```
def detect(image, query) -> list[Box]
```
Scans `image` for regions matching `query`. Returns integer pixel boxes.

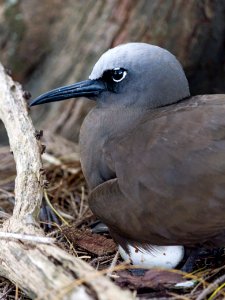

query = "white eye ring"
[112,68,127,83]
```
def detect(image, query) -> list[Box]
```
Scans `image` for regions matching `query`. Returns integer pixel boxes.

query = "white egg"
[119,244,184,269]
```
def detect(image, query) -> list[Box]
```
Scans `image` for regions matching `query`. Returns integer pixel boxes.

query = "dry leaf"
[115,269,186,290]
[62,227,117,255]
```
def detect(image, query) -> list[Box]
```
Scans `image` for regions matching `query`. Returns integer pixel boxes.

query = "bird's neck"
[81,106,146,142]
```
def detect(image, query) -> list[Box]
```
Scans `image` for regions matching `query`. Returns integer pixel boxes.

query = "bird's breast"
[79,108,116,189]
[79,107,145,189]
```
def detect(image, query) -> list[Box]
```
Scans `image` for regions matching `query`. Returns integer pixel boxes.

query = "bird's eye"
[111,68,127,82]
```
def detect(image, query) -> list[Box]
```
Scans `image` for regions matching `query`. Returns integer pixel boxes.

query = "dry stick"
[106,251,119,277]
[0,232,55,244]
[196,273,225,300]
[0,64,133,300]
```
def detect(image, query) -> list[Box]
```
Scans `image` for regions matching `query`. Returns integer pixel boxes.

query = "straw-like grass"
[0,142,225,300]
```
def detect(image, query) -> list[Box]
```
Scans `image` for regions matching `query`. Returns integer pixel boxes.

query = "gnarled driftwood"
[0,63,133,300]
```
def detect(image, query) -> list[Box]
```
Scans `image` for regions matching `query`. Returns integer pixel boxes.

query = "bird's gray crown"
[89,43,190,108]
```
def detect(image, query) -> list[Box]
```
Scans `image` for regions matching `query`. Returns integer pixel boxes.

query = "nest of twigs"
[0,133,225,300]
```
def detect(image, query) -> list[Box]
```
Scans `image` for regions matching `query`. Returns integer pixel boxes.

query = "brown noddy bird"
[31,43,225,263]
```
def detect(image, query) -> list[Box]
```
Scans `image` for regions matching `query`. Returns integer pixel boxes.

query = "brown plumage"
[31,43,225,255]
[88,95,225,249]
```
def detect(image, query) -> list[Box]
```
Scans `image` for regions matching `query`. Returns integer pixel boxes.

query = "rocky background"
[1,0,225,143]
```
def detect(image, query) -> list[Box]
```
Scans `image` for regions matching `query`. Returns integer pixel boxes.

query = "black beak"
[30,79,106,106]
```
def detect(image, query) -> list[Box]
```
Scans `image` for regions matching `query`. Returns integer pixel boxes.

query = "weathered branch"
[0,64,133,300]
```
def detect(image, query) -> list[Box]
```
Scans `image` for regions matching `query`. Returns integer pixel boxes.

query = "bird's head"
[30,43,190,109]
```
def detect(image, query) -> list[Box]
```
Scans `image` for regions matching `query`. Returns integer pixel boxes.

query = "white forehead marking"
[89,43,169,80]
